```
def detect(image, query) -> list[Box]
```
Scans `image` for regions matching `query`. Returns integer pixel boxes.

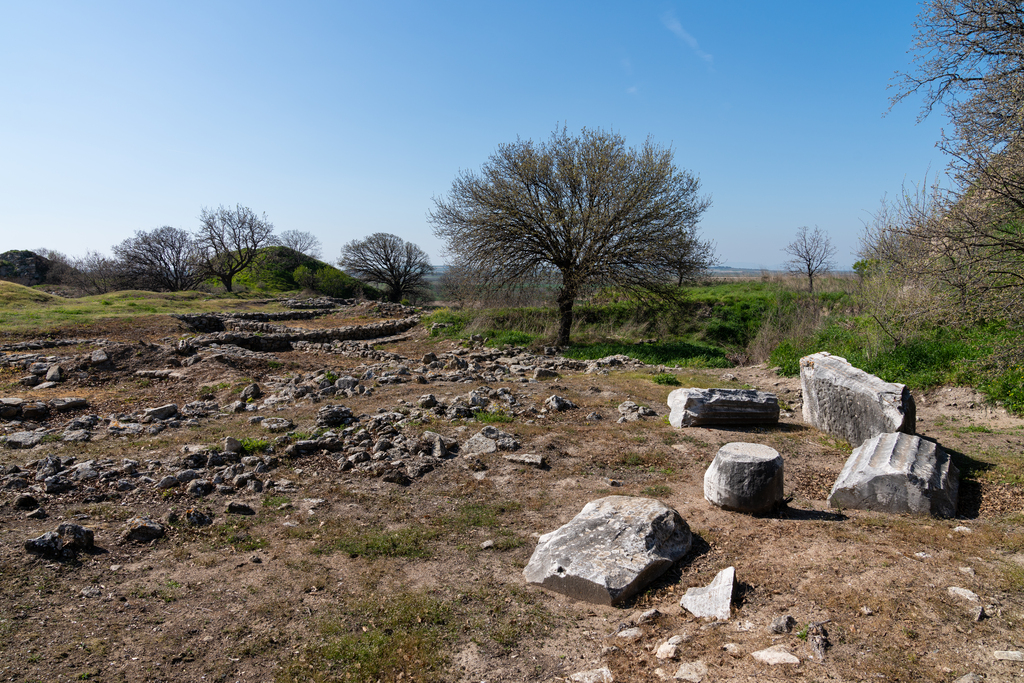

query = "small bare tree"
[112,226,202,292]
[276,230,322,259]
[339,233,432,302]
[783,225,836,293]
[194,205,276,292]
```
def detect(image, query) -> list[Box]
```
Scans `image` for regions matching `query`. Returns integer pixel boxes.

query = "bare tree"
[112,226,202,292]
[666,228,718,286]
[194,205,276,292]
[783,225,836,293]
[887,0,1024,325]
[429,126,713,346]
[276,229,322,259]
[339,233,432,302]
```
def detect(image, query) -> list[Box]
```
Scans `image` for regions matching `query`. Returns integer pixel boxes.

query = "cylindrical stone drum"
[703,442,784,514]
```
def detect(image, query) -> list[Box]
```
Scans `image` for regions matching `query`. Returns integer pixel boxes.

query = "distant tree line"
[26,205,437,302]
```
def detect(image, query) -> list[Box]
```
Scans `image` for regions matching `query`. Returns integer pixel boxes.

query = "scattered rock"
[680,566,734,620]
[994,651,1024,661]
[827,432,959,517]
[543,395,577,412]
[800,352,915,447]
[227,501,255,515]
[121,517,164,543]
[769,615,796,634]
[14,494,39,510]
[703,443,784,515]
[524,496,692,606]
[616,626,643,642]
[668,388,779,428]
[50,396,88,412]
[503,453,546,467]
[568,667,614,683]
[262,418,293,432]
[5,432,45,449]
[673,661,708,682]
[948,586,980,602]
[144,404,178,421]
[751,645,799,665]
[656,635,684,660]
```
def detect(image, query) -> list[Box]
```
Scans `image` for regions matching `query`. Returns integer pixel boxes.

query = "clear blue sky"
[1,1,946,270]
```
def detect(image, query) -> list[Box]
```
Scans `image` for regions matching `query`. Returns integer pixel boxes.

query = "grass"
[564,340,731,368]
[281,591,453,683]
[239,437,270,455]
[651,372,681,386]
[473,408,514,423]
[311,524,438,558]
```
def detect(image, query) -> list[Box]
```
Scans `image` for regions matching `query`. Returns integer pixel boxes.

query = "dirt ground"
[1,310,1022,683]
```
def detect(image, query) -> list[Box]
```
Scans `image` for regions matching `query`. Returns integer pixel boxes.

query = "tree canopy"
[429,126,714,346]
[194,205,276,292]
[339,233,432,303]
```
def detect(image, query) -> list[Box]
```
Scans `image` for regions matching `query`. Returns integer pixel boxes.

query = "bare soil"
[1,312,1023,683]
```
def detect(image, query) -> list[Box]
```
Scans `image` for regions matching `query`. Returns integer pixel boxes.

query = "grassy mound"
[233,247,379,298]
[0,281,59,307]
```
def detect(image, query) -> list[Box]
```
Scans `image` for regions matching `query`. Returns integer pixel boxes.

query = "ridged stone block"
[668,388,779,428]
[827,432,959,517]
[800,352,915,447]
[704,443,784,514]
[523,496,692,606]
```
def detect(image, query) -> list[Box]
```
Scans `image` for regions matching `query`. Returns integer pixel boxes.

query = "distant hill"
[0,250,53,286]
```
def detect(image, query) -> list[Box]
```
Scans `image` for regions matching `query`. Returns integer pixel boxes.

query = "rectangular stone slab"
[668,388,779,428]
[800,352,915,447]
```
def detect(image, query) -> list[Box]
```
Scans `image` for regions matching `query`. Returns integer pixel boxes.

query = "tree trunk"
[556,288,575,347]
[222,276,234,292]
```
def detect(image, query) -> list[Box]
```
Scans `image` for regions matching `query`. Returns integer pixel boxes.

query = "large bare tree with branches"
[112,226,202,292]
[783,225,836,293]
[339,233,432,302]
[276,229,322,259]
[429,126,714,346]
[194,205,276,292]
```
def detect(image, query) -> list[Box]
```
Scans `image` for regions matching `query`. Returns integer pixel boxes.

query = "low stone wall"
[184,316,421,351]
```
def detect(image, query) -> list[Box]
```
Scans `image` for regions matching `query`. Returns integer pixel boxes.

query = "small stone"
[503,453,546,467]
[14,494,39,510]
[751,645,799,665]
[480,540,494,549]
[769,615,796,634]
[952,674,984,683]
[121,517,164,543]
[948,586,980,602]
[26,508,47,519]
[227,501,255,515]
[543,395,577,412]
[860,606,874,616]
[722,643,742,655]
[568,667,613,683]
[673,661,708,682]
[656,641,679,660]
[994,650,1024,661]
[681,566,734,620]
[223,437,242,454]
[953,525,972,533]
[616,626,643,642]
[636,608,664,625]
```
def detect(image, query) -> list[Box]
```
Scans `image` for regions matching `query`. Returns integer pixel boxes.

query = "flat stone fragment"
[751,645,799,665]
[827,432,959,517]
[800,352,915,447]
[703,443,784,514]
[948,586,980,602]
[503,453,546,467]
[568,667,614,683]
[4,432,45,449]
[668,388,779,428]
[50,397,88,412]
[523,496,692,606]
[680,566,734,620]
[144,404,178,421]
[994,651,1024,661]
[673,661,708,682]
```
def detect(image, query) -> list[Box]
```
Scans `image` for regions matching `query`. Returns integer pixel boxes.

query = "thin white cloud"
[662,11,713,64]
[626,85,639,95]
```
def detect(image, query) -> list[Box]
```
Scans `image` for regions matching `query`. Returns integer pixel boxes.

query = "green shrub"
[652,373,682,386]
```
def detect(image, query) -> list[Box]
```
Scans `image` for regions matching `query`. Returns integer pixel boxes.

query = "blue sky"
[1,1,946,269]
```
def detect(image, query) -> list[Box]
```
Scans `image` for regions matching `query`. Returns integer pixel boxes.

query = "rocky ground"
[0,301,1022,683]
